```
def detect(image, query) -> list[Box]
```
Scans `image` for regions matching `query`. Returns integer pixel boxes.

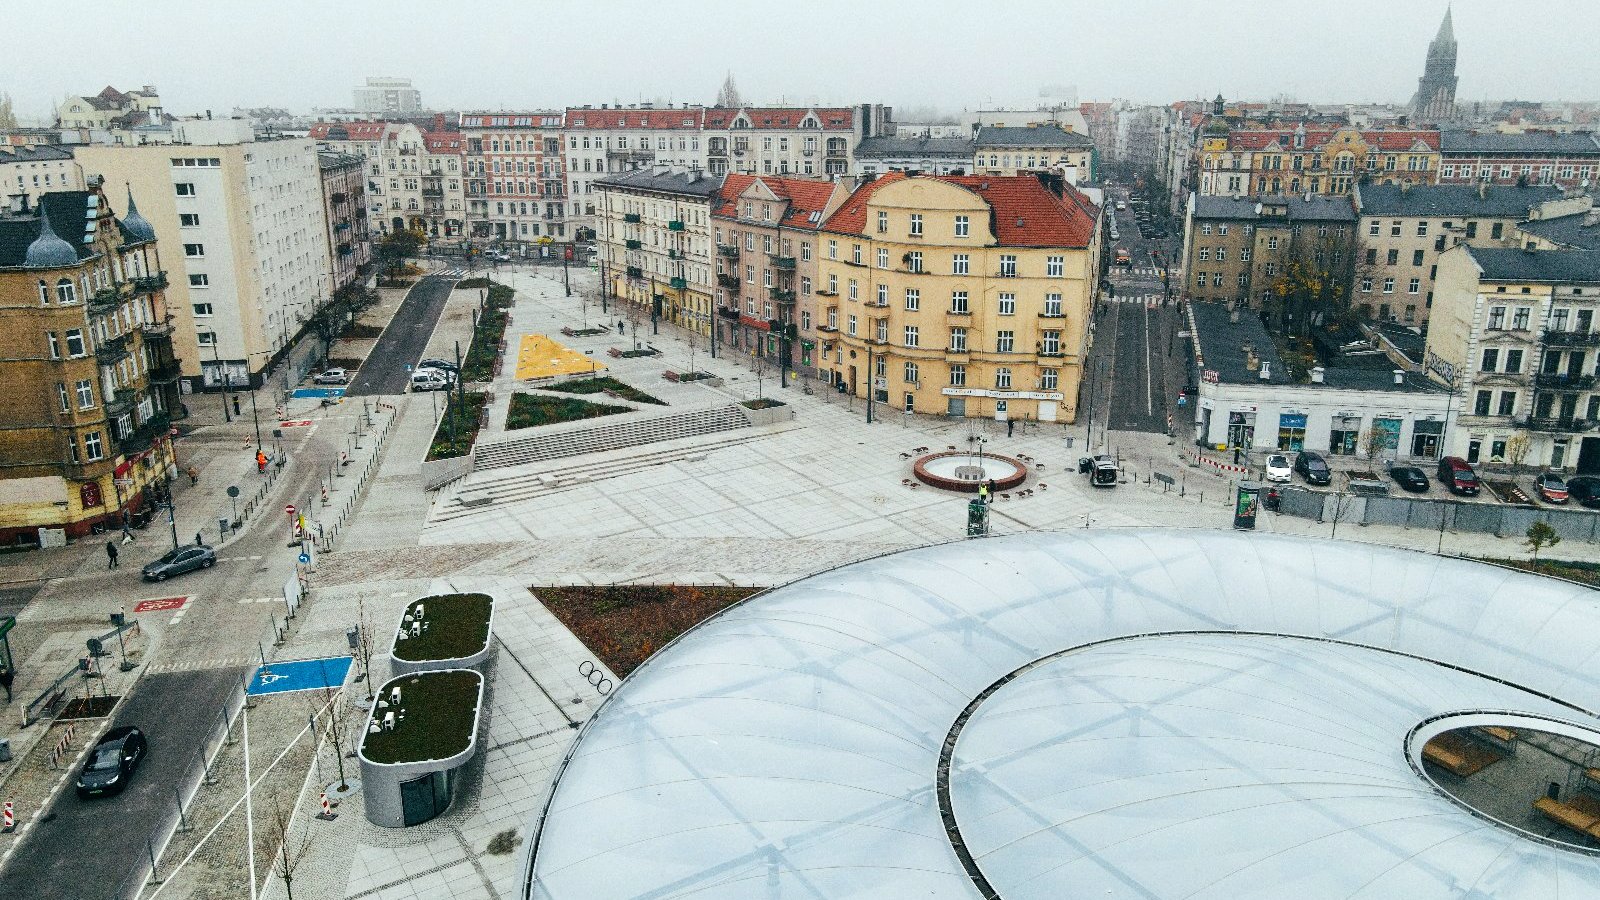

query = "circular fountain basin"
[913,451,1028,493]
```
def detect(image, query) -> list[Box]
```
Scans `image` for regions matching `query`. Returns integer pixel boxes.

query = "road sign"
[133,596,187,614]
[298,552,310,564]
[285,504,296,516]
[227,485,240,499]
[246,655,354,697]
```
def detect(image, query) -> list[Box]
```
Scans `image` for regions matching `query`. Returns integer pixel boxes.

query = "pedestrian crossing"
[432,267,468,278]
[145,656,255,674]
[1114,266,1181,277]
[1102,294,1173,306]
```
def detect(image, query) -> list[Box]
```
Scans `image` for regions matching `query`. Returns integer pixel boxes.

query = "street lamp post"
[248,386,262,453]
[212,345,232,422]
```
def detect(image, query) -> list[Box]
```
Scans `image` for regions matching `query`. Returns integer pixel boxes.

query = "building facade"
[1437,130,1600,190]
[78,119,332,389]
[1181,194,1358,324]
[595,168,722,340]
[563,106,708,243]
[1425,245,1600,473]
[816,173,1099,422]
[0,182,182,542]
[2,145,82,207]
[1200,125,1440,198]
[973,126,1094,182]
[710,175,850,377]
[459,112,569,248]
[354,78,422,116]
[704,107,857,178]
[56,85,163,131]
[853,136,974,176]
[317,152,372,294]
[310,120,466,239]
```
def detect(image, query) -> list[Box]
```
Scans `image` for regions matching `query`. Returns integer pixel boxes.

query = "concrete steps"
[472,404,751,470]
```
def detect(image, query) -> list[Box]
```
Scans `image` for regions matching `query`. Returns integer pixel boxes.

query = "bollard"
[146,836,162,884]
[174,788,190,832]
[316,791,337,821]
[2,801,13,832]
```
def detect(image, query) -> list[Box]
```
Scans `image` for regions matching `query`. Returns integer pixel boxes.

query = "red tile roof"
[309,122,389,141]
[423,132,464,154]
[1227,127,1440,152]
[821,173,1098,248]
[712,175,840,229]
[703,107,854,130]
[563,108,704,129]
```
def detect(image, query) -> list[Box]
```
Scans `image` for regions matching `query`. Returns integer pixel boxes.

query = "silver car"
[142,544,216,581]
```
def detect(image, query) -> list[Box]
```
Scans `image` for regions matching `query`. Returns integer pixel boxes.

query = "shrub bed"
[547,376,665,405]
[393,593,494,663]
[533,584,762,676]
[426,391,488,461]
[460,282,515,382]
[741,397,785,410]
[664,370,711,383]
[360,670,481,764]
[456,277,494,289]
[507,393,629,430]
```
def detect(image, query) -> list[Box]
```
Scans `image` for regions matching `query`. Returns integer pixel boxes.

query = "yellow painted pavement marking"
[515,333,605,380]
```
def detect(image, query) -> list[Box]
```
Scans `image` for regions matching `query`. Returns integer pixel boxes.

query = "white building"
[310,120,466,238]
[562,106,708,243]
[1,145,83,206]
[77,118,332,388]
[353,77,422,115]
[703,106,863,179]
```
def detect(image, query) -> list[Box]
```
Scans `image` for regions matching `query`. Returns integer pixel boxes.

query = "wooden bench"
[1423,741,1472,775]
[1422,732,1505,777]
[1535,796,1600,838]
[1585,767,1600,788]
[1480,726,1517,743]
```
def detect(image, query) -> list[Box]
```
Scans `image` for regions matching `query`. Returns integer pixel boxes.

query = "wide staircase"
[472,404,752,471]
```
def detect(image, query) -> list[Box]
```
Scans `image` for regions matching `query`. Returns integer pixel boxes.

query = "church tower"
[1410,7,1459,124]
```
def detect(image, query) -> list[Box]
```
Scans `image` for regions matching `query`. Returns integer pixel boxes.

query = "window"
[1196,271,1208,287]
[848,279,858,300]
[1046,255,1063,277]
[1044,293,1062,316]
[875,319,888,343]
[47,332,59,359]
[801,276,812,295]
[192,302,214,317]
[952,253,969,275]
[1491,222,1504,239]
[1386,249,1399,265]
[1382,277,1395,293]
[907,251,922,273]
[1198,248,1210,261]
[84,431,104,462]
[1504,349,1523,373]
[903,325,919,347]
[950,327,966,351]
[56,382,69,413]
[1417,221,1429,237]
[1201,223,1212,235]
[1368,221,1381,236]
[183,243,204,257]
[801,311,811,330]
[65,329,85,357]
[1265,262,1278,276]
[1266,236,1279,250]
[827,308,837,330]
[1240,248,1251,262]
[909,213,923,236]
[174,183,196,196]
[847,314,858,336]
[827,273,837,294]
[876,210,888,233]
[994,367,1012,389]
[1497,391,1517,416]
[197,331,216,346]
[801,241,811,262]
[904,288,919,311]
[827,239,837,260]
[1473,390,1493,416]
[1512,307,1530,330]
[954,215,969,237]
[1218,224,1229,235]
[189,273,209,287]
[1465,221,1477,238]
[852,244,862,265]
[1487,306,1506,330]
[1040,368,1058,390]
[1041,330,1061,354]
[179,213,200,227]
[1481,348,1500,372]
[998,293,1015,315]
[996,330,1014,353]
[75,379,94,409]
[999,255,1016,277]
[1408,278,1420,294]
[55,278,75,304]
[1360,277,1373,293]
[904,361,919,383]
[876,248,889,269]
[951,290,969,313]
[949,364,966,386]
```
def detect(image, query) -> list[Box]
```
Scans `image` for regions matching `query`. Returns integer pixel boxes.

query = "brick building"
[459,112,569,250]
[1437,130,1600,190]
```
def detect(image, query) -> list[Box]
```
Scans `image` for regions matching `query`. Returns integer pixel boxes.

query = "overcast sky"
[8,0,1596,123]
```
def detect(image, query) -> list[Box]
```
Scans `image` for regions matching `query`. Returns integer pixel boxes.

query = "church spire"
[1433,5,1455,48]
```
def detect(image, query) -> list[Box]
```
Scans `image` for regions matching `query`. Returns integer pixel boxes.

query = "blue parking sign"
[247,655,354,696]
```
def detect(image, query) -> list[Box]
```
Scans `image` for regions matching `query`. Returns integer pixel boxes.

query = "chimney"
[205,109,212,120]
[1259,362,1272,380]
[1310,366,1325,383]
[1478,182,1487,201]
[1229,305,1241,324]
[1393,369,1405,385]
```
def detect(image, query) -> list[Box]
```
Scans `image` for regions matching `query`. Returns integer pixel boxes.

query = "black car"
[418,357,460,373]
[1294,450,1332,486]
[77,726,147,797]
[1390,466,1429,492]
[1567,476,1600,509]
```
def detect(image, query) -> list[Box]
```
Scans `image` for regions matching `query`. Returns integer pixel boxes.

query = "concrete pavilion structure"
[520,529,1600,900]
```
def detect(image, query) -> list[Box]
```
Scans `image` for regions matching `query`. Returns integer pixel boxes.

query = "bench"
[1475,726,1519,751]
[1422,741,1472,776]
[1535,796,1600,838]
[1422,732,1505,777]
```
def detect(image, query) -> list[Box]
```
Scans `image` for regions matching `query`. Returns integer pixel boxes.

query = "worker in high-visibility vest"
[256,450,268,474]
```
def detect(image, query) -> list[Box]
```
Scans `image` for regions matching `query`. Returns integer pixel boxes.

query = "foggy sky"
[8,0,1597,123]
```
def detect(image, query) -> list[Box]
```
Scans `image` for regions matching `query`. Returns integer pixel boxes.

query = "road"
[348,274,458,396]
[0,669,246,895]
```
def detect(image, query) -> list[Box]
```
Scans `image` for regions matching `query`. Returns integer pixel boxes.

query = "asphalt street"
[0,668,247,896]
[348,274,458,396]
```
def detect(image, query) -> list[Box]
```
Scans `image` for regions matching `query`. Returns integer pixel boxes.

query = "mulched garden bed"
[533,584,762,677]
[461,282,516,382]
[664,370,712,383]
[507,393,630,430]
[741,397,785,410]
[609,347,660,358]
[547,376,665,405]
[58,695,120,720]
[1483,479,1535,506]
[340,322,384,340]
[426,391,489,461]
[1475,558,1600,588]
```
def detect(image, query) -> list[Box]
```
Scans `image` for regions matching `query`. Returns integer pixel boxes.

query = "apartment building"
[1426,245,1600,473]
[1352,183,1578,325]
[78,118,331,388]
[353,77,422,116]
[1199,124,1440,198]
[595,167,722,339]
[563,106,708,243]
[1437,131,1600,190]
[1182,194,1357,319]
[309,119,466,238]
[317,152,372,294]
[854,136,975,176]
[973,126,1094,181]
[710,174,851,377]
[459,112,569,247]
[0,182,182,542]
[2,145,83,206]
[816,172,1100,422]
[703,107,857,178]
[56,85,163,130]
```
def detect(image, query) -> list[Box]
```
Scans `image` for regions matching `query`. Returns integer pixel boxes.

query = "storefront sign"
[941,388,1065,401]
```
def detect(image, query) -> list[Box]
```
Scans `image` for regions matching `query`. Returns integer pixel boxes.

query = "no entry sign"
[285,504,296,516]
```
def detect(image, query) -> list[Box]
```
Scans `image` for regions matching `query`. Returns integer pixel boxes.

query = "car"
[312,368,350,385]
[411,369,453,392]
[1535,472,1569,503]
[1436,456,1480,496]
[141,544,216,581]
[76,726,147,797]
[1264,453,1293,482]
[1390,466,1430,492]
[417,358,459,373]
[1294,450,1332,486]
[1568,476,1600,509]
[1115,201,1126,210]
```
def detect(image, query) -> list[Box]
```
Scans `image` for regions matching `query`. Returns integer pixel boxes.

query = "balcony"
[90,286,124,313]
[96,333,130,363]
[668,220,685,232]
[866,336,888,347]
[717,306,742,320]
[106,387,136,416]
[668,249,681,260]
[716,243,740,259]
[625,239,642,250]
[1518,416,1595,433]
[717,273,741,289]
[948,309,972,317]
[131,272,168,295]
[149,361,182,384]
[422,187,443,198]
[141,318,174,339]
[1535,373,1598,390]
[770,288,795,303]
[623,213,642,224]
[118,413,170,456]
[626,266,643,279]
[770,255,796,270]
[864,299,888,309]
[669,277,687,291]
[1542,329,1600,347]
[815,288,838,298]
[816,323,838,333]
[1039,310,1066,319]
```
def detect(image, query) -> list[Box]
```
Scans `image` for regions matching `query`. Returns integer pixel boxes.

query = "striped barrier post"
[3,801,13,832]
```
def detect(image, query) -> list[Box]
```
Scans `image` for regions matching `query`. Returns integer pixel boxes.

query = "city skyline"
[7,0,1599,122]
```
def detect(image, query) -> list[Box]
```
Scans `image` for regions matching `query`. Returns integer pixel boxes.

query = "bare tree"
[685,319,700,377]
[0,93,17,130]
[1268,225,1359,337]
[1505,432,1532,470]
[267,795,314,900]
[714,73,742,109]
[626,298,644,351]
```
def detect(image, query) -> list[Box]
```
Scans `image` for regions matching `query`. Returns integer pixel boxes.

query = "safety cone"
[316,791,336,821]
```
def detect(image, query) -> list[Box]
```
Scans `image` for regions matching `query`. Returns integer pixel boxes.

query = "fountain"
[913,432,1028,493]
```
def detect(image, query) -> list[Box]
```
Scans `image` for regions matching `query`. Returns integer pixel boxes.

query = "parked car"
[417,358,460,373]
[410,369,454,392]
[312,368,350,385]
[1389,466,1430,493]
[1568,476,1600,509]
[76,726,147,797]
[1264,453,1293,483]
[1294,450,1332,486]
[141,544,216,581]
[1078,455,1120,487]
[1436,456,1480,496]
[1535,472,1569,503]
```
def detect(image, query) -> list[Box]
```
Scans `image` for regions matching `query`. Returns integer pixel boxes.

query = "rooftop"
[1440,130,1600,154]
[1190,301,1439,391]
[0,191,99,270]
[1467,246,1600,283]
[1355,182,1566,218]
[1518,211,1600,251]
[359,669,482,765]
[822,172,1099,248]
[974,125,1094,149]
[391,593,493,663]
[1227,126,1440,152]
[855,135,977,158]
[713,174,840,229]
[1192,192,1356,222]
[594,166,724,200]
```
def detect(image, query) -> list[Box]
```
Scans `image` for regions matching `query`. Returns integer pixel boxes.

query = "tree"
[1525,521,1561,566]
[1268,224,1357,337]
[1360,426,1391,463]
[266,795,314,900]
[714,73,742,109]
[0,93,16,130]
[375,229,424,283]
[1505,432,1532,469]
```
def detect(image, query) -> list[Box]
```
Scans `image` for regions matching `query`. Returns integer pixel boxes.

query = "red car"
[1535,472,1569,503]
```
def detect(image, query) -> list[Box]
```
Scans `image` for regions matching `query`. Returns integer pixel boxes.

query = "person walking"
[194,532,204,547]
[105,540,119,569]
[1007,418,1015,438]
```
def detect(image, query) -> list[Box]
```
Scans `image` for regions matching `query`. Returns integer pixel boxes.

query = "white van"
[411,369,453,392]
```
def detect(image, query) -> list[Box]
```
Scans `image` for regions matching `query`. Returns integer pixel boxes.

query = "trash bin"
[0,738,12,762]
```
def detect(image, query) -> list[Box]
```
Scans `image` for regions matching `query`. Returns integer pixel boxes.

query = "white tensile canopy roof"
[521,530,1600,899]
